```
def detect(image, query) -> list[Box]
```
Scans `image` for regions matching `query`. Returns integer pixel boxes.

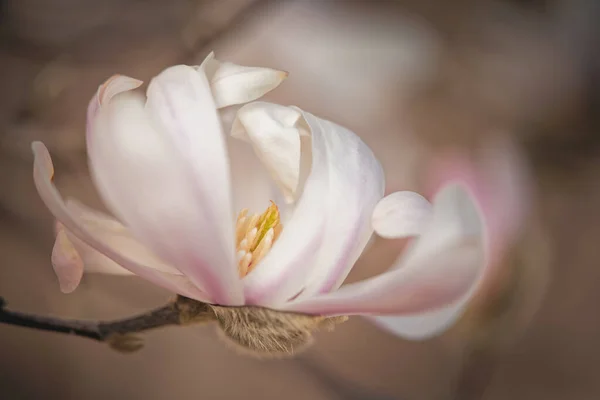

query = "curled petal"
[231,101,308,202]
[283,240,481,316]
[427,136,530,266]
[282,183,487,334]
[297,111,385,298]
[425,136,532,304]
[97,75,144,107]
[32,142,209,301]
[372,191,432,239]
[87,66,242,305]
[199,52,288,109]
[238,103,385,305]
[227,136,290,218]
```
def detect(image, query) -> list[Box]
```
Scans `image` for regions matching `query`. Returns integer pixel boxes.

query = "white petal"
[296,111,385,298]
[225,103,296,221]
[87,67,242,305]
[86,75,143,136]
[372,191,432,239]
[227,136,289,216]
[199,52,288,109]
[96,75,144,107]
[283,240,481,316]
[231,101,308,202]
[282,183,486,331]
[32,142,210,301]
[238,103,385,305]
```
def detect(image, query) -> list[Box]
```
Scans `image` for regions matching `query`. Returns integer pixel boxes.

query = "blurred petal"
[238,103,385,305]
[199,52,288,109]
[426,136,531,297]
[282,184,486,328]
[88,66,242,305]
[32,142,210,301]
[372,191,432,239]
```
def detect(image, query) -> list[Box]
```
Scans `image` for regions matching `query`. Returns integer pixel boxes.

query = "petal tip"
[31,141,44,151]
[31,141,54,179]
[31,141,49,158]
[51,229,84,294]
[98,75,144,106]
[372,191,433,239]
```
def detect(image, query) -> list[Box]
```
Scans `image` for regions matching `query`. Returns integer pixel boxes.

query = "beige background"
[1,1,599,399]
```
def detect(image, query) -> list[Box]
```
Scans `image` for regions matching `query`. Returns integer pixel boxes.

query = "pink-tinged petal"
[283,240,481,316]
[87,66,242,305]
[32,142,210,302]
[425,136,531,300]
[198,52,288,109]
[296,110,385,298]
[282,184,486,325]
[52,225,84,293]
[372,191,432,239]
[237,103,385,306]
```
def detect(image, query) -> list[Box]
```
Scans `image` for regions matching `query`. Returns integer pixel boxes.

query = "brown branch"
[0,296,215,352]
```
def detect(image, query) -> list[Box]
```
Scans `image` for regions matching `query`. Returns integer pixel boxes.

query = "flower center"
[235,201,282,277]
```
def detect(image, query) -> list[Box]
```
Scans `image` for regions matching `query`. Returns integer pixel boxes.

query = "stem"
[97,303,182,339]
[0,305,103,340]
[0,296,214,350]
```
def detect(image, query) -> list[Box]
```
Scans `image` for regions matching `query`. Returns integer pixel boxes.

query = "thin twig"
[0,296,214,351]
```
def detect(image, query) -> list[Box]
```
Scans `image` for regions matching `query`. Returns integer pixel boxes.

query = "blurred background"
[0,0,599,399]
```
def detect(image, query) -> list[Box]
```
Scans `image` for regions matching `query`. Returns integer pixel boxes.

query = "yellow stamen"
[252,228,274,266]
[235,201,282,277]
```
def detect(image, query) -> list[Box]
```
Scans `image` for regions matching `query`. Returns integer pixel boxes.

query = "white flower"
[32,53,487,340]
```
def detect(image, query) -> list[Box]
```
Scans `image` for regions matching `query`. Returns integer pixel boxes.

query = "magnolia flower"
[32,53,487,352]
